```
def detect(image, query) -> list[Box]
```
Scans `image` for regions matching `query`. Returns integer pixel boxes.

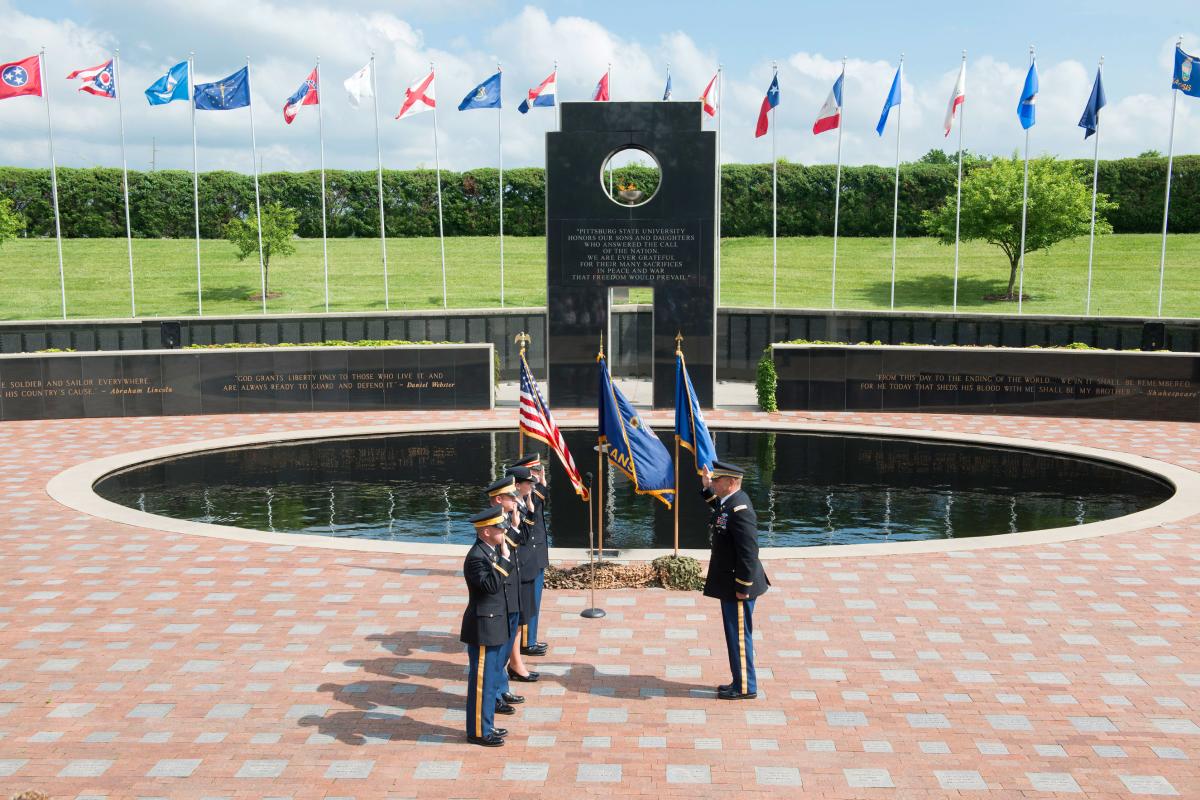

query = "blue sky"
[2,1,1197,174]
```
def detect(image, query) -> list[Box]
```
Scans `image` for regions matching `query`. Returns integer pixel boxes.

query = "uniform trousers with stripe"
[521,569,545,647]
[719,598,757,694]
[465,642,503,738]
[496,611,520,700]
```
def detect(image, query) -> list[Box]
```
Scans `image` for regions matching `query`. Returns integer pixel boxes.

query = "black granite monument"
[546,101,716,408]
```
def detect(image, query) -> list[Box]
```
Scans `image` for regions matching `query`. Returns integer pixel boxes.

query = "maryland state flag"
[598,351,674,508]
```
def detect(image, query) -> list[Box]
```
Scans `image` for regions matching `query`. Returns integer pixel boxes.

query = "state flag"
[66,59,116,99]
[592,70,609,101]
[876,64,902,136]
[396,70,435,119]
[1017,61,1038,130]
[194,66,250,111]
[700,72,719,117]
[813,73,842,135]
[944,61,965,136]
[283,67,319,124]
[145,60,189,106]
[755,73,779,138]
[518,69,556,114]
[0,55,42,100]
[344,61,373,108]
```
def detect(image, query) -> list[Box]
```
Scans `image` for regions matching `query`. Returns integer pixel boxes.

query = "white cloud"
[0,5,1193,178]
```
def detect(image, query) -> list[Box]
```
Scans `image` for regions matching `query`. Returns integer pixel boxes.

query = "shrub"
[651,555,705,590]
[756,348,777,412]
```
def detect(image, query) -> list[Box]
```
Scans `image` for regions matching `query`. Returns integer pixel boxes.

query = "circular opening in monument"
[92,429,1172,550]
[601,146,661,207]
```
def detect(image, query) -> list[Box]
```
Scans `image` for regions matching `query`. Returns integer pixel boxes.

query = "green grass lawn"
[0,233,1197,319]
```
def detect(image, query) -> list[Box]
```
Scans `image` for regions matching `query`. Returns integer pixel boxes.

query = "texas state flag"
[283,67,319,124]
[755,73,779,138]
[0,55,42,100]
[518,69,556,114]
[813,73,842,134]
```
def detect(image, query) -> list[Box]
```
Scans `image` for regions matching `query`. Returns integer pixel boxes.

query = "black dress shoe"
[520,643,548,656]
[717,683,733,693]
[467,733,505,747]
[501,691,524,704]
[495,701,515,715]
[507,667,540,682]
[717,688,758,700]
[490,727,508,738]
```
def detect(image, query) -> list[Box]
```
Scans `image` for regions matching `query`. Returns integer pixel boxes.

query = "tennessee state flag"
[0,55,42,100]
[755,73,779,138]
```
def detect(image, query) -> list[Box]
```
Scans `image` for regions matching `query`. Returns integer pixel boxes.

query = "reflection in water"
[94,430,1173,550]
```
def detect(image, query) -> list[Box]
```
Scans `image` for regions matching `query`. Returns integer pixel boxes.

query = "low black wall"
[0,344,493,421]
[773,344,1200,421]
[3,307,1199,383]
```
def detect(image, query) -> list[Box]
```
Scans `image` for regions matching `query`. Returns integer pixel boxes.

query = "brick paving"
[0,408,1197,798]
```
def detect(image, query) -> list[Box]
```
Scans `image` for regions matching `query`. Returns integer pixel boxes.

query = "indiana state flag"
[598,352,675,507]
[195,66,250,110]
[675,349,717,475]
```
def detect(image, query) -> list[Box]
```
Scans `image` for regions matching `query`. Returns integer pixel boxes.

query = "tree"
[923,155,1116,300]
[0,198,23,246]
[223,202,297,298]
[1138,149,1163,159]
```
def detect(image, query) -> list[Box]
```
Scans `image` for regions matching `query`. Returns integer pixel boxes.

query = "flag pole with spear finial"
[596,329,606,556]
[673,331,683,556]
[515,331,531,456]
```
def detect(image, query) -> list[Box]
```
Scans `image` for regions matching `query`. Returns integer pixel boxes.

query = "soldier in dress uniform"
[460,507,516,746]
[503,465,546,676]
[508,455,550,656]
[700,460,770,700]
[485,477,530,708]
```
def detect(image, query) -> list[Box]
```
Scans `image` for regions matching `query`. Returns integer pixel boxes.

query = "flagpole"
[370,51,389,310]
[598,332,606,557]
[189,52,202,315]
[516,333,528,456]
[431,62,448,309]
[832,58,845,309]
[889,54,903,311]
[39,49,66,319]
[498,62,505,308]
[771,60,778,309]
[554,60,560,132]
[665,62,670,100]
[716,64,723,308]
[673,336,682,558]
[317,57,330,313]
[1017,46,1034,315]
[607,63,613,197]
[247,57,266,314]
[1085,57,1103,316]
[952,51,966,313]
[1158,38,1182,318]
[114,49,136,317]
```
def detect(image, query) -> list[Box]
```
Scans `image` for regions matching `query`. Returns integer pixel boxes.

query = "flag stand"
[888,54,904,311]
[369,52,389,310]
[1085,57,1104,316]
[515,331,531,456]
[1017,46,1034,315]
[39,49,67,320]
[831,58,845,309]
[431,61,448,309]
[1158,38,1182,318]
[317,57,330,313]
[247,57,266,314]
[498,62,505,307]
[188,52,202,315]
[114,50,136,317]
[581,471,605,619]
[952,51,966,312]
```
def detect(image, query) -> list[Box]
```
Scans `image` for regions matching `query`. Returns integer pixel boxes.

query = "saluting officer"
[485,477,529,709]
[508,457,550,656]
[460,507,516,746]
[700,460,770,700]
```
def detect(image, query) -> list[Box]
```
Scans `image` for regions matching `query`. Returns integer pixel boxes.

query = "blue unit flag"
[1078,67,1106,139]
[598,352,675,507]
[1017,61,1038,130]
[875,64,902,136]
[674,351,717,476]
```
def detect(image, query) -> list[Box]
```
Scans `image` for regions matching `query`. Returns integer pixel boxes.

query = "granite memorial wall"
[773,344,1200,421]
[0,344,493,421]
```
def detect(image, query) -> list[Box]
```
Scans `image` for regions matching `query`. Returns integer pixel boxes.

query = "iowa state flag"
[598,352,674,507]
[0,55,42,100]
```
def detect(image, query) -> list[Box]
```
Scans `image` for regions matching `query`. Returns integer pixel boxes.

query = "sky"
[2,0,1199,176]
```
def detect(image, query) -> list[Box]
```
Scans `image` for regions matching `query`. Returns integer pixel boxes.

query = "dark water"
[94,430,1173,550]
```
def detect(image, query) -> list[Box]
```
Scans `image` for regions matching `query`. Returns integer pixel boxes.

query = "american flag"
[519,355,588,501]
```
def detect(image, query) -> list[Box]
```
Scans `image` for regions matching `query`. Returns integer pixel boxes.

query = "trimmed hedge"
[0,155,1193,238]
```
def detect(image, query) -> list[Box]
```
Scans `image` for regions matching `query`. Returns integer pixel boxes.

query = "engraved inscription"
[562,220,701,285]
